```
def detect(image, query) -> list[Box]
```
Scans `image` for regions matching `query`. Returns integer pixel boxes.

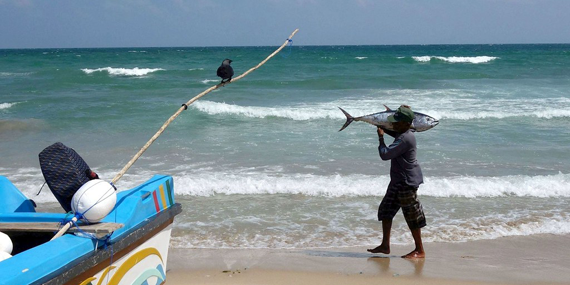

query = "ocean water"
[1,44,569,249]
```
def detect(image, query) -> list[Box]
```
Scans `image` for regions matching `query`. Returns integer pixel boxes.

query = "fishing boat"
[0,173,181,285]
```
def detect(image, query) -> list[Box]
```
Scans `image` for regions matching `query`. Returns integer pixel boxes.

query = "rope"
[56,211,74,231]
[69,216,96,239]
[68,217,113,255]
[110,29,300,185]
[36,181,47,196]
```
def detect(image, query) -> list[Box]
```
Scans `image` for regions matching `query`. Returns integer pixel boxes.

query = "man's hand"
[377,127,384,137]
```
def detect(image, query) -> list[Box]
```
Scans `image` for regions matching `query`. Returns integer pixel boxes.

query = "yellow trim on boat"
[107,247,163,285]
[159,185,168,210]
[79,277,96,285]
[96,266,116,285]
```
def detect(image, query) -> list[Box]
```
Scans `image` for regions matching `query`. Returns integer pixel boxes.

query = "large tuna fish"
[338,105,439,132]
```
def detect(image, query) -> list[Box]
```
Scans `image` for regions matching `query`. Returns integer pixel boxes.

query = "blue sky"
[1,0,569,48]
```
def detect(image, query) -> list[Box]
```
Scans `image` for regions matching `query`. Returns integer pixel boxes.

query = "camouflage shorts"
[377,181,426,229]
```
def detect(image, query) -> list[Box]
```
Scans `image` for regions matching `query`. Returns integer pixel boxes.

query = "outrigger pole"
[111,28,299,185]
[51,29,299,241]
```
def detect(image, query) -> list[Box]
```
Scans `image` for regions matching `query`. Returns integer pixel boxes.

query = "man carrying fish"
[339,104,436,258]
[367,105,426,259]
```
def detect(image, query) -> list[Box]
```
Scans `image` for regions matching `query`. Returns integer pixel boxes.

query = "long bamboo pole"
[111,28,299,184]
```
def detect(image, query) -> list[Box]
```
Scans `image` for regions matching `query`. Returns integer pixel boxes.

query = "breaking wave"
[192,101,329,120]
[11,165,568,202]
[192,99,570,121]
[430,109,570,120]
[171,172,570,198]
[413,56,498,63]
[168,171,570,248]
[81,67,164,76]
[0,102,18,110]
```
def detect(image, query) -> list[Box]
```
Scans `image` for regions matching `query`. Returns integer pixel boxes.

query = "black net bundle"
[38,142,95,212]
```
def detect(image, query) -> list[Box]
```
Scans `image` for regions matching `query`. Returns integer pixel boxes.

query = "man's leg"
[367,218,392,254]
[368,182,399,254]
[399,185,426,258]
[402,227,425,258]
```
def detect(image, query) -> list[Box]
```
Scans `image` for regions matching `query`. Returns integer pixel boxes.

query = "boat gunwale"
[41,203,182,285]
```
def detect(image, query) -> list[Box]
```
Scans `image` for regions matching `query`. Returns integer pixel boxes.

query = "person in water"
[367,105,426,259]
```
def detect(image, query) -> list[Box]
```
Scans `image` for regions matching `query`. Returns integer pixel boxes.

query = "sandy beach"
[166,234,569,285]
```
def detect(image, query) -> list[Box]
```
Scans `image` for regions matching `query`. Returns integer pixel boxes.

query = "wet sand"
[165,234,569,284]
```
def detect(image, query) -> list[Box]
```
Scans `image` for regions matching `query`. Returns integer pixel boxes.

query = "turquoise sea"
[1,44,569,248]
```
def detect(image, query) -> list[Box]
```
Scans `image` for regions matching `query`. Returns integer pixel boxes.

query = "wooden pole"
[111,29,299,185]
[51,216,77,240]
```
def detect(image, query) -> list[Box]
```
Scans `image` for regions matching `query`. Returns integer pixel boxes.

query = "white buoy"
[71,179,117,223]
[0,232,13,254]
[0,251,11,262]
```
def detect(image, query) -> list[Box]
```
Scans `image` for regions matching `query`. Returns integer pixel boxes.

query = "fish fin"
[338,107,354,132]
[383,104,392,111]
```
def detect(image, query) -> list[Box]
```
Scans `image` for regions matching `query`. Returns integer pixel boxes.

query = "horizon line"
[1,42,570,50]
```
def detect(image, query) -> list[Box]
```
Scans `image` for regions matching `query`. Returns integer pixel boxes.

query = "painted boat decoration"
[0,174,181,285]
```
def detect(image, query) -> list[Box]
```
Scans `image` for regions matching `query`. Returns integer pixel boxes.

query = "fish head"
[411,113,439,132]
[426,115,439,128]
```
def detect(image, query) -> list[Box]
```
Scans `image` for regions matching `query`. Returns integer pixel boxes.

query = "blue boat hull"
[0,175,181,285]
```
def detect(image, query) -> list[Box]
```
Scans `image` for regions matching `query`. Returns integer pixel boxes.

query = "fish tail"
[338,107,354,132]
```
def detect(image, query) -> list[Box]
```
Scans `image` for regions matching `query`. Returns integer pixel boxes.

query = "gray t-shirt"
[378,129,424,187]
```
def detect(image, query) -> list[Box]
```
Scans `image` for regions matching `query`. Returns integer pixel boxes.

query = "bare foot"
[402,250,425,259]
[367,244,390,254]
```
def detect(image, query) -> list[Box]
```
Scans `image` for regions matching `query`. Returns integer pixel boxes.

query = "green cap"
[388,105,415,123]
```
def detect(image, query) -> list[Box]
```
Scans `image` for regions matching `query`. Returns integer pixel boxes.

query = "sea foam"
[170,214,570,248]
[81,67,164,76]
[423,215,570,244]
[413,56,498,63]
[6,167,569,248]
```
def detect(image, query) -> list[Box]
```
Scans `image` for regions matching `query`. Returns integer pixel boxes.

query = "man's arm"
[377,127,408,161]
[381,128,399,138]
